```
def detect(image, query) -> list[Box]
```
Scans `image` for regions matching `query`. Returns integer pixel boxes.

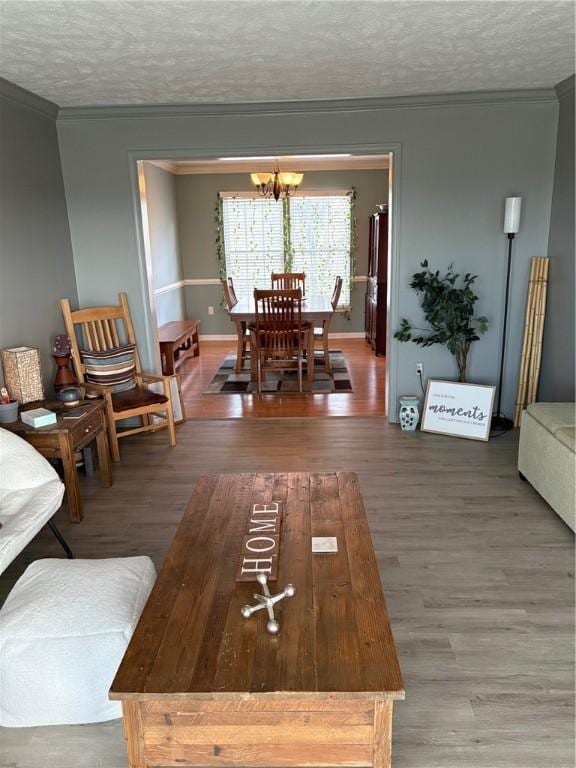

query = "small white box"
[20,408,57,428]
[311,536,338,553]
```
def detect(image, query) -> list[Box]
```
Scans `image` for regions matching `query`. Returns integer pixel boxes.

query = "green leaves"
[477,315,489,334]
[394,318,411,341]
[394,262,489,382]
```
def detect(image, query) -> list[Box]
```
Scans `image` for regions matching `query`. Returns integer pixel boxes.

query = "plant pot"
[0,400,19,423]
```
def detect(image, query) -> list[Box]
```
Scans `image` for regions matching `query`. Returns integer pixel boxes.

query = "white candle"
[504,196,522,234]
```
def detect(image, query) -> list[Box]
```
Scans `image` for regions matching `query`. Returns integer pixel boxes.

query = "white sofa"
[0,428,157,727]
[518,402,575,532]
[0,428,66,574]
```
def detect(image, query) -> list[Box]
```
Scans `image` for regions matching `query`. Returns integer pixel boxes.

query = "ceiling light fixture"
[250,163,303,201]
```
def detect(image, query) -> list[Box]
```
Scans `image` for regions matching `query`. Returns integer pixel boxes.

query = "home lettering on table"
[237,502,283,581]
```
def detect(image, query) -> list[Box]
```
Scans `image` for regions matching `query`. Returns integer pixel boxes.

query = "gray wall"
[57,94,558,418]
[0,80,77,396]
[175,169,388,335]
[142,162,185,326]
[540,76,575,402]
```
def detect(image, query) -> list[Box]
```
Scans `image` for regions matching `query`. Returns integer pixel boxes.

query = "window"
[288,195,351,306]
[220,197,284,300]
[221,192,353,306]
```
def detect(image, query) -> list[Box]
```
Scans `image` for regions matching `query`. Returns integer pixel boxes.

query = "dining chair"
[313,276,343,372]
[271,272,306,295]
[222,277,249,372]
[60,293,176,462]
[250,289,313,393]
[223,276,238,307]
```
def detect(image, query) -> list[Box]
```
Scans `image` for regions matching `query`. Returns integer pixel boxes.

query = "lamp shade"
[504,196,522,234]
[250,172,272,186]
[279,172,303,187]
[1,346,44,404]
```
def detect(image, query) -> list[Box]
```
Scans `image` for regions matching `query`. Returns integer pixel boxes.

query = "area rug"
[204,351,353,394]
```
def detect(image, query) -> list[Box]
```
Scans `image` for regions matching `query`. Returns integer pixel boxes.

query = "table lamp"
[1,346,45,404]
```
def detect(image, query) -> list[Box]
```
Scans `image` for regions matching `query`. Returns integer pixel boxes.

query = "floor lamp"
[491,196,522,432]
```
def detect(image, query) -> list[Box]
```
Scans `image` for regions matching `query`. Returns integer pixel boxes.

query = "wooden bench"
[158,320,200,376]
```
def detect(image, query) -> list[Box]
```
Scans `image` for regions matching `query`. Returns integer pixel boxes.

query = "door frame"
[129,143,402,420]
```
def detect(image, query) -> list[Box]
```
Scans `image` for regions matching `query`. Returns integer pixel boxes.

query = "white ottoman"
[0,556,156,727]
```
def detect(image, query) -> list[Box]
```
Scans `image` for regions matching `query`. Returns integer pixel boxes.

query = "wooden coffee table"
[110,472,404,767]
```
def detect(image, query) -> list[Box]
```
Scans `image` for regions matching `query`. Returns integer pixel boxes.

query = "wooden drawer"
[70,410,102,449]
[23,434,62,457]
[139,699,374,767]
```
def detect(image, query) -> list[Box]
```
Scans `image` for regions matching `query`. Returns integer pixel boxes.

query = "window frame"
[219,189,355,309]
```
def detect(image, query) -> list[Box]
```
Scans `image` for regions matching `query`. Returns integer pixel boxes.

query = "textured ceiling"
[0,1,573,107]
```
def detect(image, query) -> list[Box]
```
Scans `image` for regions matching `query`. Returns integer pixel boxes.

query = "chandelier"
[250,164,303,201]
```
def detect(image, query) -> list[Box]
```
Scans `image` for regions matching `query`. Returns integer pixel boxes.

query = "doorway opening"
[135,152,393,418]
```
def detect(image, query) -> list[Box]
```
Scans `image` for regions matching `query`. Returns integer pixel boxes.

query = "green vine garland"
[215,196,226,280]
[214,197,226,307]
[345,186,358,320]
[282,197,295,272]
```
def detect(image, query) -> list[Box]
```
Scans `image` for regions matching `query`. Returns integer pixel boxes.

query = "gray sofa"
[518,403,575,531]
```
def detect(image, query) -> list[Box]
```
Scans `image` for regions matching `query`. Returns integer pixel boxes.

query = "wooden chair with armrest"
[271,272,306,295]
[222,277,250,373]
[251,289,313,393]
[60,293,176,462]
[314,275,343,372]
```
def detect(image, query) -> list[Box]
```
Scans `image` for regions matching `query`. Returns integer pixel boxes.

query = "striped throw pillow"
[81,344,137,393]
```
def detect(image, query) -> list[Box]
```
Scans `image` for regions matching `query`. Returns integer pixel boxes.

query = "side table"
[3,400,112,523]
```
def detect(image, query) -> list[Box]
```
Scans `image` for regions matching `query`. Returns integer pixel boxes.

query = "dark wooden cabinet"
[365,208,388,356]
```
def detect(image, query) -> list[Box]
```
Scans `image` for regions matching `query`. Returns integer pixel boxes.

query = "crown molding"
[0,78,58,119]
[149,155,389,174]
[57,87,557,121]
[555,74,575,99]
[148,160,179,174]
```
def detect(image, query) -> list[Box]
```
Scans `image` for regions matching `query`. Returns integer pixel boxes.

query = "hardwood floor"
[178,338,386,418]
[0,418,573,768]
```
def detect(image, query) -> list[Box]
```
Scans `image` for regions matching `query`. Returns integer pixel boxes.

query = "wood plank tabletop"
[229,295,333,322]
[110,472,404,701]
[2,399,104,436]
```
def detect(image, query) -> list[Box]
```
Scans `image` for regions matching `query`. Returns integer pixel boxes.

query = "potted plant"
[394,261,488,382]
[0,386,19,423]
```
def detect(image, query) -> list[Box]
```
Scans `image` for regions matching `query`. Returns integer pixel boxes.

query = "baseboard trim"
[200,332,366,341]
[199,334,237,341]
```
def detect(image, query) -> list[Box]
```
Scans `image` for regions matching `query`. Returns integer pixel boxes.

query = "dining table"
[228,294,335,383]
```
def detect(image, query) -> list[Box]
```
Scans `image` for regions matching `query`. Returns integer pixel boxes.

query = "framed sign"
[149,374,186,424]
[421,380,495,441]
